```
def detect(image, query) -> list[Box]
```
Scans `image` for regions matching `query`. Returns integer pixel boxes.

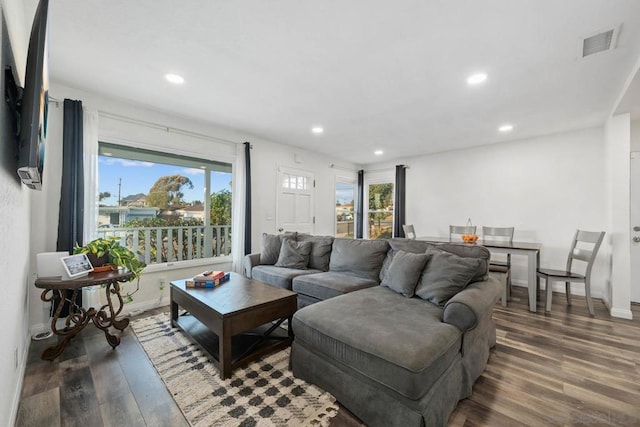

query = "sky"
[98,156,232,206]
[336,182,355,205]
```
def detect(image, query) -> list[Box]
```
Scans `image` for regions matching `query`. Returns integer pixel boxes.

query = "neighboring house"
[98,206,160,227]
[120,193,147,207]
[174,204,205,220]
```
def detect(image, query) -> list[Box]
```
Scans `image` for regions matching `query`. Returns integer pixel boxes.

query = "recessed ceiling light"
[374,150,384,156]
[165,73,185,84]
[311,126,324,134]
[466,73,487,86]
[498,124,514,133]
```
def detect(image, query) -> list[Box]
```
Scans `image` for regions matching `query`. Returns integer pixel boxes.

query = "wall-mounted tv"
[5,0,49,190]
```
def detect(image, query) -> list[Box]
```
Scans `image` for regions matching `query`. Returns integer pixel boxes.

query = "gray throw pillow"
[415,248,483,307]
[329,238,390,281]
[436,243,490,282]
[260,232,296,265]
[379,239,438,280]
[381,250,429,298]
[297,234,334,271]
[274,239,312,269]
[260,233,281,265]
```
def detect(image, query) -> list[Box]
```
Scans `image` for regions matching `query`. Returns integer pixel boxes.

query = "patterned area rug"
[131,313,338,427]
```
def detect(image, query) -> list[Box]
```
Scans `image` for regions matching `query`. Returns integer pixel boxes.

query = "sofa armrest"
[442,276,501,332]
[243,253,261,278]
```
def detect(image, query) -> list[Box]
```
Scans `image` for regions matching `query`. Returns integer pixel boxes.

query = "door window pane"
[336,181,355,238]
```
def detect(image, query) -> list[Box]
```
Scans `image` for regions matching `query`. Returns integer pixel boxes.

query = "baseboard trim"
[10,332,31,426]
[610,307,633,319]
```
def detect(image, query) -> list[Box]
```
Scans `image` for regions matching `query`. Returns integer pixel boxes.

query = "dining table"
[417,236,543,312]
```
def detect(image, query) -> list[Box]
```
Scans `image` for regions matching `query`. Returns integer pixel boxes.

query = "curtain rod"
[48,96,238,147]
[329,163,357,172]
[48,97,61,108]
[364,165,410,173]
[98,111,238,147]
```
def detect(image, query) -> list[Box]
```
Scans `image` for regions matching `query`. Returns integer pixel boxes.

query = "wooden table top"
[170,272,297,317]
[417,236,542,251]
[35,270,134,290]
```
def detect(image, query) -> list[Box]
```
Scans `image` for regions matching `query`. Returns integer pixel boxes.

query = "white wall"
[366,127,610,299]
[250,142,358,247]
[0,2,32,425]
[632,120,640,151]
[0,0,27,83]
[28,83,358,332]
[605,114,632,318]
[631,120,640,303]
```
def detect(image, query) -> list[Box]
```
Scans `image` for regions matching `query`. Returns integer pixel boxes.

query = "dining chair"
[482,226,515,307]
[536,230,605,316]
[403,224,416,239]
[449,225,476,241]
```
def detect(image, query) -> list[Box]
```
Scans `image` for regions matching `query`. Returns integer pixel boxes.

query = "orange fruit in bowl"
[461,234,478,243]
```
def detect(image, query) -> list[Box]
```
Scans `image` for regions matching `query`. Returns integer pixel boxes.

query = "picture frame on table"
[60,253,94,279]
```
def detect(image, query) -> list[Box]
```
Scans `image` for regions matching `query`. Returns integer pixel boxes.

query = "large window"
[335,179,356,238]
[368,182,394,239]
[97,143,232,265]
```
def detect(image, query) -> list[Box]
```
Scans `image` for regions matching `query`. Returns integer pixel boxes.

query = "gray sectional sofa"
[244,233,389,308]
[243,233,502,426]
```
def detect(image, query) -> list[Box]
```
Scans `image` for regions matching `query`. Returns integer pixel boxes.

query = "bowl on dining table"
[461,234,478,244]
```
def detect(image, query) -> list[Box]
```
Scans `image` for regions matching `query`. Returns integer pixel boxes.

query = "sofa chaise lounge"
[243,234,502,426]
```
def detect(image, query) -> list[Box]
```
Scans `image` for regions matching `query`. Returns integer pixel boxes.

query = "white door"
[631,152,640,302]
[276,167,315,234]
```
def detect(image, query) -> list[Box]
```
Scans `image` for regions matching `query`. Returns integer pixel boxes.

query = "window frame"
[364,171,395,240]
[95,139,236,272]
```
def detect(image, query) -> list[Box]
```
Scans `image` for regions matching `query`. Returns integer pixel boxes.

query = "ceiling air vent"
[580,26,620,58]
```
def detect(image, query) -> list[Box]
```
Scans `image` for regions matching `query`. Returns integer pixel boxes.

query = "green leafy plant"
[74,237,146,281]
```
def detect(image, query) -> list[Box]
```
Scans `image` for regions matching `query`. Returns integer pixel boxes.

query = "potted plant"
[74,237,146,281]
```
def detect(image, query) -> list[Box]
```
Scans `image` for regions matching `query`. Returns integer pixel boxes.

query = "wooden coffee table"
[170,273,297,379]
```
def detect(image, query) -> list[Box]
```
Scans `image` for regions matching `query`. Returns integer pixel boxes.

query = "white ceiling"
[29,0,640,164]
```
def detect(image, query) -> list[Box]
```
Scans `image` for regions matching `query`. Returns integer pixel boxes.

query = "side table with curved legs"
[34,270,134,361]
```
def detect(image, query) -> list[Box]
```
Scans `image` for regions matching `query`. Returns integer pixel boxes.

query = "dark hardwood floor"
[16,287,640,426]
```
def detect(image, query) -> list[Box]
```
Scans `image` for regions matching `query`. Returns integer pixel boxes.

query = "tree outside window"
[368,183,394,239]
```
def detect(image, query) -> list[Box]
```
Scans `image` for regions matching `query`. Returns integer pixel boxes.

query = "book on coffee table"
[186,272,230,288]
[193,270,226,282]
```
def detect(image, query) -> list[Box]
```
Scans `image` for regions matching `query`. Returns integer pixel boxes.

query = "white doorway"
[631,152,640,303]
[276,166,315,234]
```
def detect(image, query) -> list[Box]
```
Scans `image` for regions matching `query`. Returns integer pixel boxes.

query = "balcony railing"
[96,225,232,265]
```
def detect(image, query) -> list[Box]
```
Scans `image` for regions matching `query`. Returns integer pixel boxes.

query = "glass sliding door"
[335,179,356,238]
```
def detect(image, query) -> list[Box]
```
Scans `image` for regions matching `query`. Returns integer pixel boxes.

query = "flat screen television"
[15,0,49,190]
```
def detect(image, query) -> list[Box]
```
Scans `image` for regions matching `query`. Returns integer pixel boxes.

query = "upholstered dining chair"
[403,224,416,239]
[537,230,605,316]
[482,226,515,307]
[449,225,476,241]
